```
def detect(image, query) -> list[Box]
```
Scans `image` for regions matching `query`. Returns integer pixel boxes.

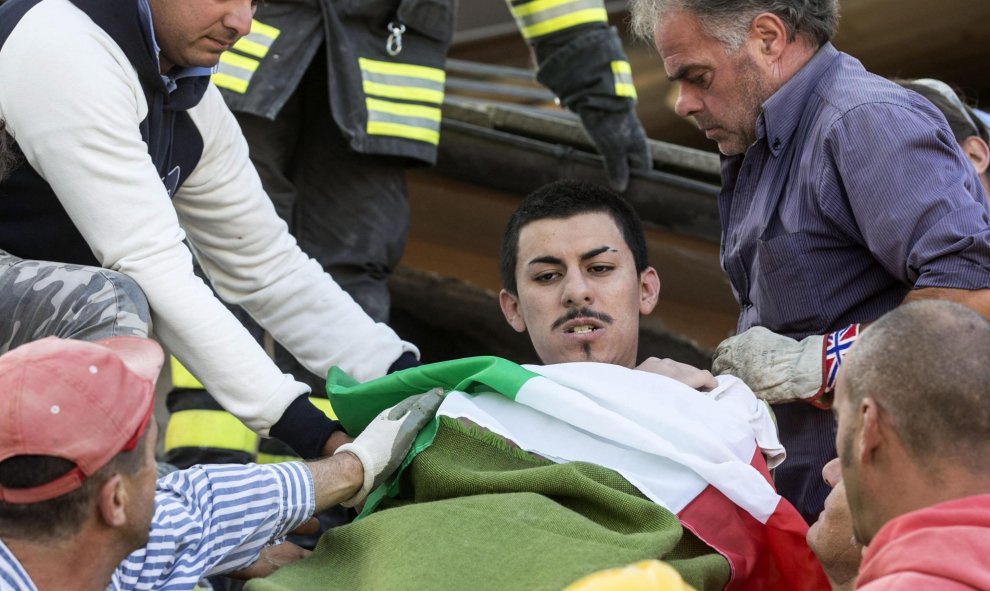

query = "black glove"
[577,104,652,192]
[533,26,652,192]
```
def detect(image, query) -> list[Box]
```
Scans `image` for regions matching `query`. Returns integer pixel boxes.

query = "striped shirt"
[0,462,315,590]
[720,42,990,341]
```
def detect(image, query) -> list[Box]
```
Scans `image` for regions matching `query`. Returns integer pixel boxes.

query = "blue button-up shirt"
[0,462,315,590]
[721,43,990,340]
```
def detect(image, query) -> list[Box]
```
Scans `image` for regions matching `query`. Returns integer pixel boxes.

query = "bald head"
[843,300,990,470]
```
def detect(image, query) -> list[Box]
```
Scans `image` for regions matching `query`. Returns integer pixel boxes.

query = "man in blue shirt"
[629,0,990,522]
[0,337,441,590]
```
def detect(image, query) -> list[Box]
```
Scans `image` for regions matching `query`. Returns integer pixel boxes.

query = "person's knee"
[94,268,152,337]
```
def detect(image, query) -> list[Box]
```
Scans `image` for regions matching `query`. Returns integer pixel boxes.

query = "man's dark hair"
[843,301,990,472]
[499,180,649,295]
[631,0,840,49]
[0,428,150,540]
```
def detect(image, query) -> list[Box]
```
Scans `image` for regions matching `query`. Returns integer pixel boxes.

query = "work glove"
[334,388,444,507]
[711,324,861,407]
[577,105,652,193]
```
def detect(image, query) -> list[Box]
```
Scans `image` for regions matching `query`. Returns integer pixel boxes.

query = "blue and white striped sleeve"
[112,462,315,590]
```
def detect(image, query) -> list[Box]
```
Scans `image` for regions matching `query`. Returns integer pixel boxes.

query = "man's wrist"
[388,351,420,374]
[307,449,365,511]
[270,395,343,458]
[811,324,862,408]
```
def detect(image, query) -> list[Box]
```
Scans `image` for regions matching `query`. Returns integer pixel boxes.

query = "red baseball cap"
[0,336,164,504]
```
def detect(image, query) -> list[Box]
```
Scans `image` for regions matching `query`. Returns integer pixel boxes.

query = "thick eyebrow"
[581,245,614,260]
[667,64,705,83]
[526,245,615,267]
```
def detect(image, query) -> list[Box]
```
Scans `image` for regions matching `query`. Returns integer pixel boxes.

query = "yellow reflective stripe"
[231,37,269,58]
[611,60,637,99]
[212,73,249,93]
[164,410,257,453]
[615,83,637,99]
[510,0,590,17]
[520,8,607,38]
[366,98,442,122]
[212,52,260,94]
[231,20,280,58]
[611,60,632,75]
[309,397,338,420]
[219,51,261,72]
[367,121,440,145]
[170,357,203,389]
[365,98,441,145]
[358,57,446,84]
[362,81,444,105]
[249,19,281,40]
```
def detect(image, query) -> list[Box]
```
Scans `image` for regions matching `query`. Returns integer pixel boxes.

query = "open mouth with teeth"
[567,325,601,334]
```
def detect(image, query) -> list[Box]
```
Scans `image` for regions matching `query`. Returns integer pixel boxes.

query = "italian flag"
[327,357,828,591]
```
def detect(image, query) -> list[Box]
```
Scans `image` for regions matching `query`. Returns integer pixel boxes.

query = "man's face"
[124,420,158,549]
[499,212,660,368]
[806,458,862,588]
[148,0,255,73]
[656,11,772,156]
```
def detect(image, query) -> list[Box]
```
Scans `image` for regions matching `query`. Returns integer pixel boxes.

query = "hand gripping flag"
[327,357,829,591]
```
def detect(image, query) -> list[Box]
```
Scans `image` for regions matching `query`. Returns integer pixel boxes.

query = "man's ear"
[857,397,884,466]
[499,289,527,333]
[962,135,990,176]
[97,474,128,529]
[749,12,788,62]
[639,267,661,315]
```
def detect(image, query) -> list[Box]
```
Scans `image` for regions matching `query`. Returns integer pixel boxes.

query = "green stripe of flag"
[326,356,540,517]
[326,356,538,432]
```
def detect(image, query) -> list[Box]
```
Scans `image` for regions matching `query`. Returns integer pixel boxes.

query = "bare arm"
[903,287,990,319]
[307,452,364,512]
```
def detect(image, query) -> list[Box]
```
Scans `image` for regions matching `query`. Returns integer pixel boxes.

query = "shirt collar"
[758,42,841,157]
[135,0,213,93]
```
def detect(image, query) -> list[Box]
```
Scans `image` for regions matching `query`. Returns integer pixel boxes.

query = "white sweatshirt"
[0,0,417,435]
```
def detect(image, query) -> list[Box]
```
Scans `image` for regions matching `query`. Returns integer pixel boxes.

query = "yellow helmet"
[563,560,696,591]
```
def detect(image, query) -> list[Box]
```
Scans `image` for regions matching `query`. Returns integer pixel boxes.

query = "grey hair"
[630,0,840,50]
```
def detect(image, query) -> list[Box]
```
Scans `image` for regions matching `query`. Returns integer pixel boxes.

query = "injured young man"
[247,181,830,591]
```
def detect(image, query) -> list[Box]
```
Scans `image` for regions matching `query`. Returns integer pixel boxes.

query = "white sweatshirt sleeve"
[0,1,416,434]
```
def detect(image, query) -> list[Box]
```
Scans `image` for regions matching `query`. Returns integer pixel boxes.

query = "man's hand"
[636,357,717,391]
[577,106,652,193]
[712,327,827,405]
[333,388,445,507]
[228,541,311,580]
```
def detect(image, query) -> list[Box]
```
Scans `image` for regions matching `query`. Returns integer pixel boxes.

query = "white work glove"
[712,324,861,407]
[334,388,445,507]
[712,327,827,406]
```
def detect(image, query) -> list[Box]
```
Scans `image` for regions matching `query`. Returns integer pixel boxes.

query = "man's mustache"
[551,307,614,330]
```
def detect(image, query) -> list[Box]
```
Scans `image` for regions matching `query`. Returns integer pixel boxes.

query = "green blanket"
[247,418,730,591]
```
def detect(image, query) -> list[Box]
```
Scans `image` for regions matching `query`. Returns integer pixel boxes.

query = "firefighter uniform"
[165,0,650,465]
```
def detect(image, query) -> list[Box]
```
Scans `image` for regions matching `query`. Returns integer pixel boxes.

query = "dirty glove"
[334,388,444,507]
[577,105,652,192]
[711,325,861,407]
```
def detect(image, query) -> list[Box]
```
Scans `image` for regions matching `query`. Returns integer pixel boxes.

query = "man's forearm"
[306,452,364,512]
[904,287,990,319]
